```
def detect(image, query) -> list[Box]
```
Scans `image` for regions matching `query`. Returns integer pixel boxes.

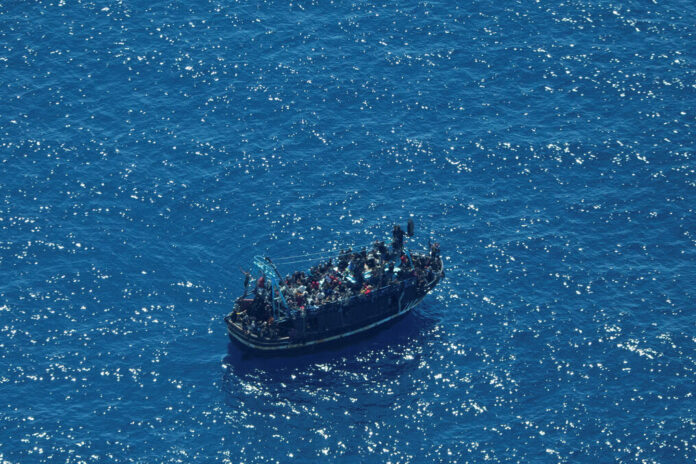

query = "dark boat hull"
[226,293,427,353]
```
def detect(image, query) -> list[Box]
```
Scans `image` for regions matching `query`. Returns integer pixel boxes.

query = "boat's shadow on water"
[221,306,440,384]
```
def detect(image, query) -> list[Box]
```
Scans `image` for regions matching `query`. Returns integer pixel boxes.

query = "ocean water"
[1,0,695,462]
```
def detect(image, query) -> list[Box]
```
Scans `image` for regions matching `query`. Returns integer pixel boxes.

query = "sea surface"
[1,0,695,462]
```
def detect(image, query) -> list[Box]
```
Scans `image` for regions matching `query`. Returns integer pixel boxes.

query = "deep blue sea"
[2,0,695,462]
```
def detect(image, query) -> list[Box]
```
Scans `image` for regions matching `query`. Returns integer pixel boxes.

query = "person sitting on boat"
[373,240,388,257]
[353,265,364,289]
[366,256,375,271]
[370,266,384,287]
[295,291,305,308]
[338,248,351,269]
[347,256,357,274]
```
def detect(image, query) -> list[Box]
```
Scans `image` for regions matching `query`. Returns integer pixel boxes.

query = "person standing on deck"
[392,225,405,257]
[240,267,251,298]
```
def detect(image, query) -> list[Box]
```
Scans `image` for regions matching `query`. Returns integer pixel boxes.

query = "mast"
[253,255,289,320]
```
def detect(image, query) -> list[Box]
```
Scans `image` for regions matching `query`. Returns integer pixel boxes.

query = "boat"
[224,223,444,353]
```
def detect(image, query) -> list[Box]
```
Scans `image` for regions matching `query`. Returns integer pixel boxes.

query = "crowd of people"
[233,225,441,339]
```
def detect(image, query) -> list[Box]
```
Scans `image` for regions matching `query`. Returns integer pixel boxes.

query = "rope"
[269,240,428,269]
[270,241,380,262]
[271,251,342,262]
[271,257,332,267]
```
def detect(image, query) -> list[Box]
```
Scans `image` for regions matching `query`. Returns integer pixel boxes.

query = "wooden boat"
[225,226,443,353]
